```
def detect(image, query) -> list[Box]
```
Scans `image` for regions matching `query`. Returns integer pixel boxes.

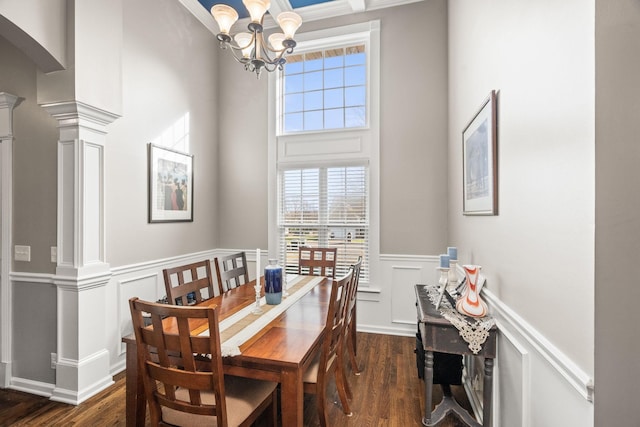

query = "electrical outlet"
[14,245,31,262]
[51,246,57,263]
[51,353,57,369]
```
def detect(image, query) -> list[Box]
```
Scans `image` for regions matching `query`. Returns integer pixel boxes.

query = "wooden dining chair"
[128,297,278,427]
[339,256,363,401]
[345,257,362,373]
[298,246,338,278]
[214,251,250,294]
[303,268,354,427]
[163,260,217,306]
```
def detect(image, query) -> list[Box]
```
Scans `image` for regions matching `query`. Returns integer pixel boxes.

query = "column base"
[51,349,113,405]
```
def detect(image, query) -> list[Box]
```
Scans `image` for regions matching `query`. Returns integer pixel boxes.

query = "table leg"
[483,357,494,427]
[281,368,304,426]
[422,350,434,426]
[124,340,146,427]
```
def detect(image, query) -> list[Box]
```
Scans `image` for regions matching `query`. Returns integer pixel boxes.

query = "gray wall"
[0,35,59,382]
[0,35,58,274]
[448,0,595,374]
[106,0,219,266]
[594,0,640,423]
[1,0,220,384]
[217,0,450,255]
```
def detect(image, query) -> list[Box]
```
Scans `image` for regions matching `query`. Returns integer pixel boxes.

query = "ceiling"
[178,0,421,34]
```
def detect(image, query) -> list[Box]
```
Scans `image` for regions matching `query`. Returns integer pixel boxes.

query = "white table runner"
[201,274,324,357]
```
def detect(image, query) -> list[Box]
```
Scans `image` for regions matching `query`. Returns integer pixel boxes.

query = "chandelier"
[211,0,303,78]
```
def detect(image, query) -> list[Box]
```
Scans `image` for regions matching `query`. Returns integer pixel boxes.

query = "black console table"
[415,284,497,427]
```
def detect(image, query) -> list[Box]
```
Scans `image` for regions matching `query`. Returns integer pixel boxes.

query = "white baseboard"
[9,377,55,398]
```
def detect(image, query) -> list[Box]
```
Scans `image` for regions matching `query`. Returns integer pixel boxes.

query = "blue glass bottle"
[264,259,283,305]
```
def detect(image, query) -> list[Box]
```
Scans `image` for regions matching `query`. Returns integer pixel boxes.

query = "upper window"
[280,44,367,134]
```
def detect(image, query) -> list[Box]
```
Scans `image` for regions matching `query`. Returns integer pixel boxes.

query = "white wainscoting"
[359,254,594,427]
[482,289,594,427]
[6,250,594,425]
[109,249,222,374]
[109,252,595,426]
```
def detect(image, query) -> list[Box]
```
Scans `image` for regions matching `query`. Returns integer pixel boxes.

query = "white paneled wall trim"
[7,249,594,425]
[110,249,218,276]
[483,289,594,403]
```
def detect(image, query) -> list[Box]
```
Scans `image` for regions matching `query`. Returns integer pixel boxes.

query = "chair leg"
[337,349,353,400]
[334,367,352,417]
[347,333,361,375]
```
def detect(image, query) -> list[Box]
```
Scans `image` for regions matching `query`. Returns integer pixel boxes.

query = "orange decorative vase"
[456,265,488,318]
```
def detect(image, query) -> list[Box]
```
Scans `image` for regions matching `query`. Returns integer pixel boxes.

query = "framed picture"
[148,143,194,223]
[462,90,498,215]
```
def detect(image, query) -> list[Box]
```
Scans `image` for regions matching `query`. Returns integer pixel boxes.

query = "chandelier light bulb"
[234,32,254,58]
[242,0,271,24]
[210,2,302,77]
[268,33,286,51]
[277,12,302,40]
[211,4,238,35]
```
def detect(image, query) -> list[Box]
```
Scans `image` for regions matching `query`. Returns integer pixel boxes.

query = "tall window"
[279,166,368,280]
[282,46,367,133]
[269,20,380,287]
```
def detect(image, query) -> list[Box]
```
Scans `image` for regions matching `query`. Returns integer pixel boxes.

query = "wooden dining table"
[122,275,332,427]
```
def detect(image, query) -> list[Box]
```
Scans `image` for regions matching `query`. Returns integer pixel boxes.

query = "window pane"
[324,50,344,69]
[324,68,343,89]
[345,107,365,127]
[345,65,366,86]
[304,110,323,131]
[304,51,323,71]
[324,88,343,109]
[280,43,367,133]
[345,46,365,65]
[304,71,323,91]
[279,166,369,280]
[285,74,303,94]
[284,113,303,132]
[285,93,303,113]
[324,108,344,129]
[304,90,323,111]
[345,86,365,107]
[284,60,303,75]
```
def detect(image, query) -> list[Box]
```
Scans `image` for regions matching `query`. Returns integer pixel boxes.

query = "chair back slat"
[298,247,338,278]
[128,297,228,426]
[319,268,353,376]
[344,256,362,330]
[214,252,250,293]
[163,260,217,306]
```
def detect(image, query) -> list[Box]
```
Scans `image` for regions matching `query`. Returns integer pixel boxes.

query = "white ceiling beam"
[347,0,366,13]
[269,0,289,20]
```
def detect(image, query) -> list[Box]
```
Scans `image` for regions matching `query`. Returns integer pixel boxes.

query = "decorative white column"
[41,100,119,404]
[0,92,19,388]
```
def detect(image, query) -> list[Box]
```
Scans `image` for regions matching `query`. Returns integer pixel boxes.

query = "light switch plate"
[51,246,57,263]
[15,245,31,262]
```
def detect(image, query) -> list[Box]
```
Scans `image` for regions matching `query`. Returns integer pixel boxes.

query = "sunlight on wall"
[152,112,190,152]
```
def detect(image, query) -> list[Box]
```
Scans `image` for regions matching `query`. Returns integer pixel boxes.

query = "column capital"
[40,101,120,140]
[0,92,21,139]
[0,93,20,110]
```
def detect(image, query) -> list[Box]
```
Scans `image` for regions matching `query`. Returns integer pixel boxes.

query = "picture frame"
[462,90,498,215]
[148,143,194,223]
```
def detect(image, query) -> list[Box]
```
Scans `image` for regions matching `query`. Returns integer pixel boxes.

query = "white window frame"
[268,20,380,288]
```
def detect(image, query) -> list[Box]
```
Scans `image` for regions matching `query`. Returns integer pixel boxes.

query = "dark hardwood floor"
[0,333,473,426]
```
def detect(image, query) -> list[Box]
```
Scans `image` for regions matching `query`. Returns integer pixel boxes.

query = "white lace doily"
[424,285,495,355]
